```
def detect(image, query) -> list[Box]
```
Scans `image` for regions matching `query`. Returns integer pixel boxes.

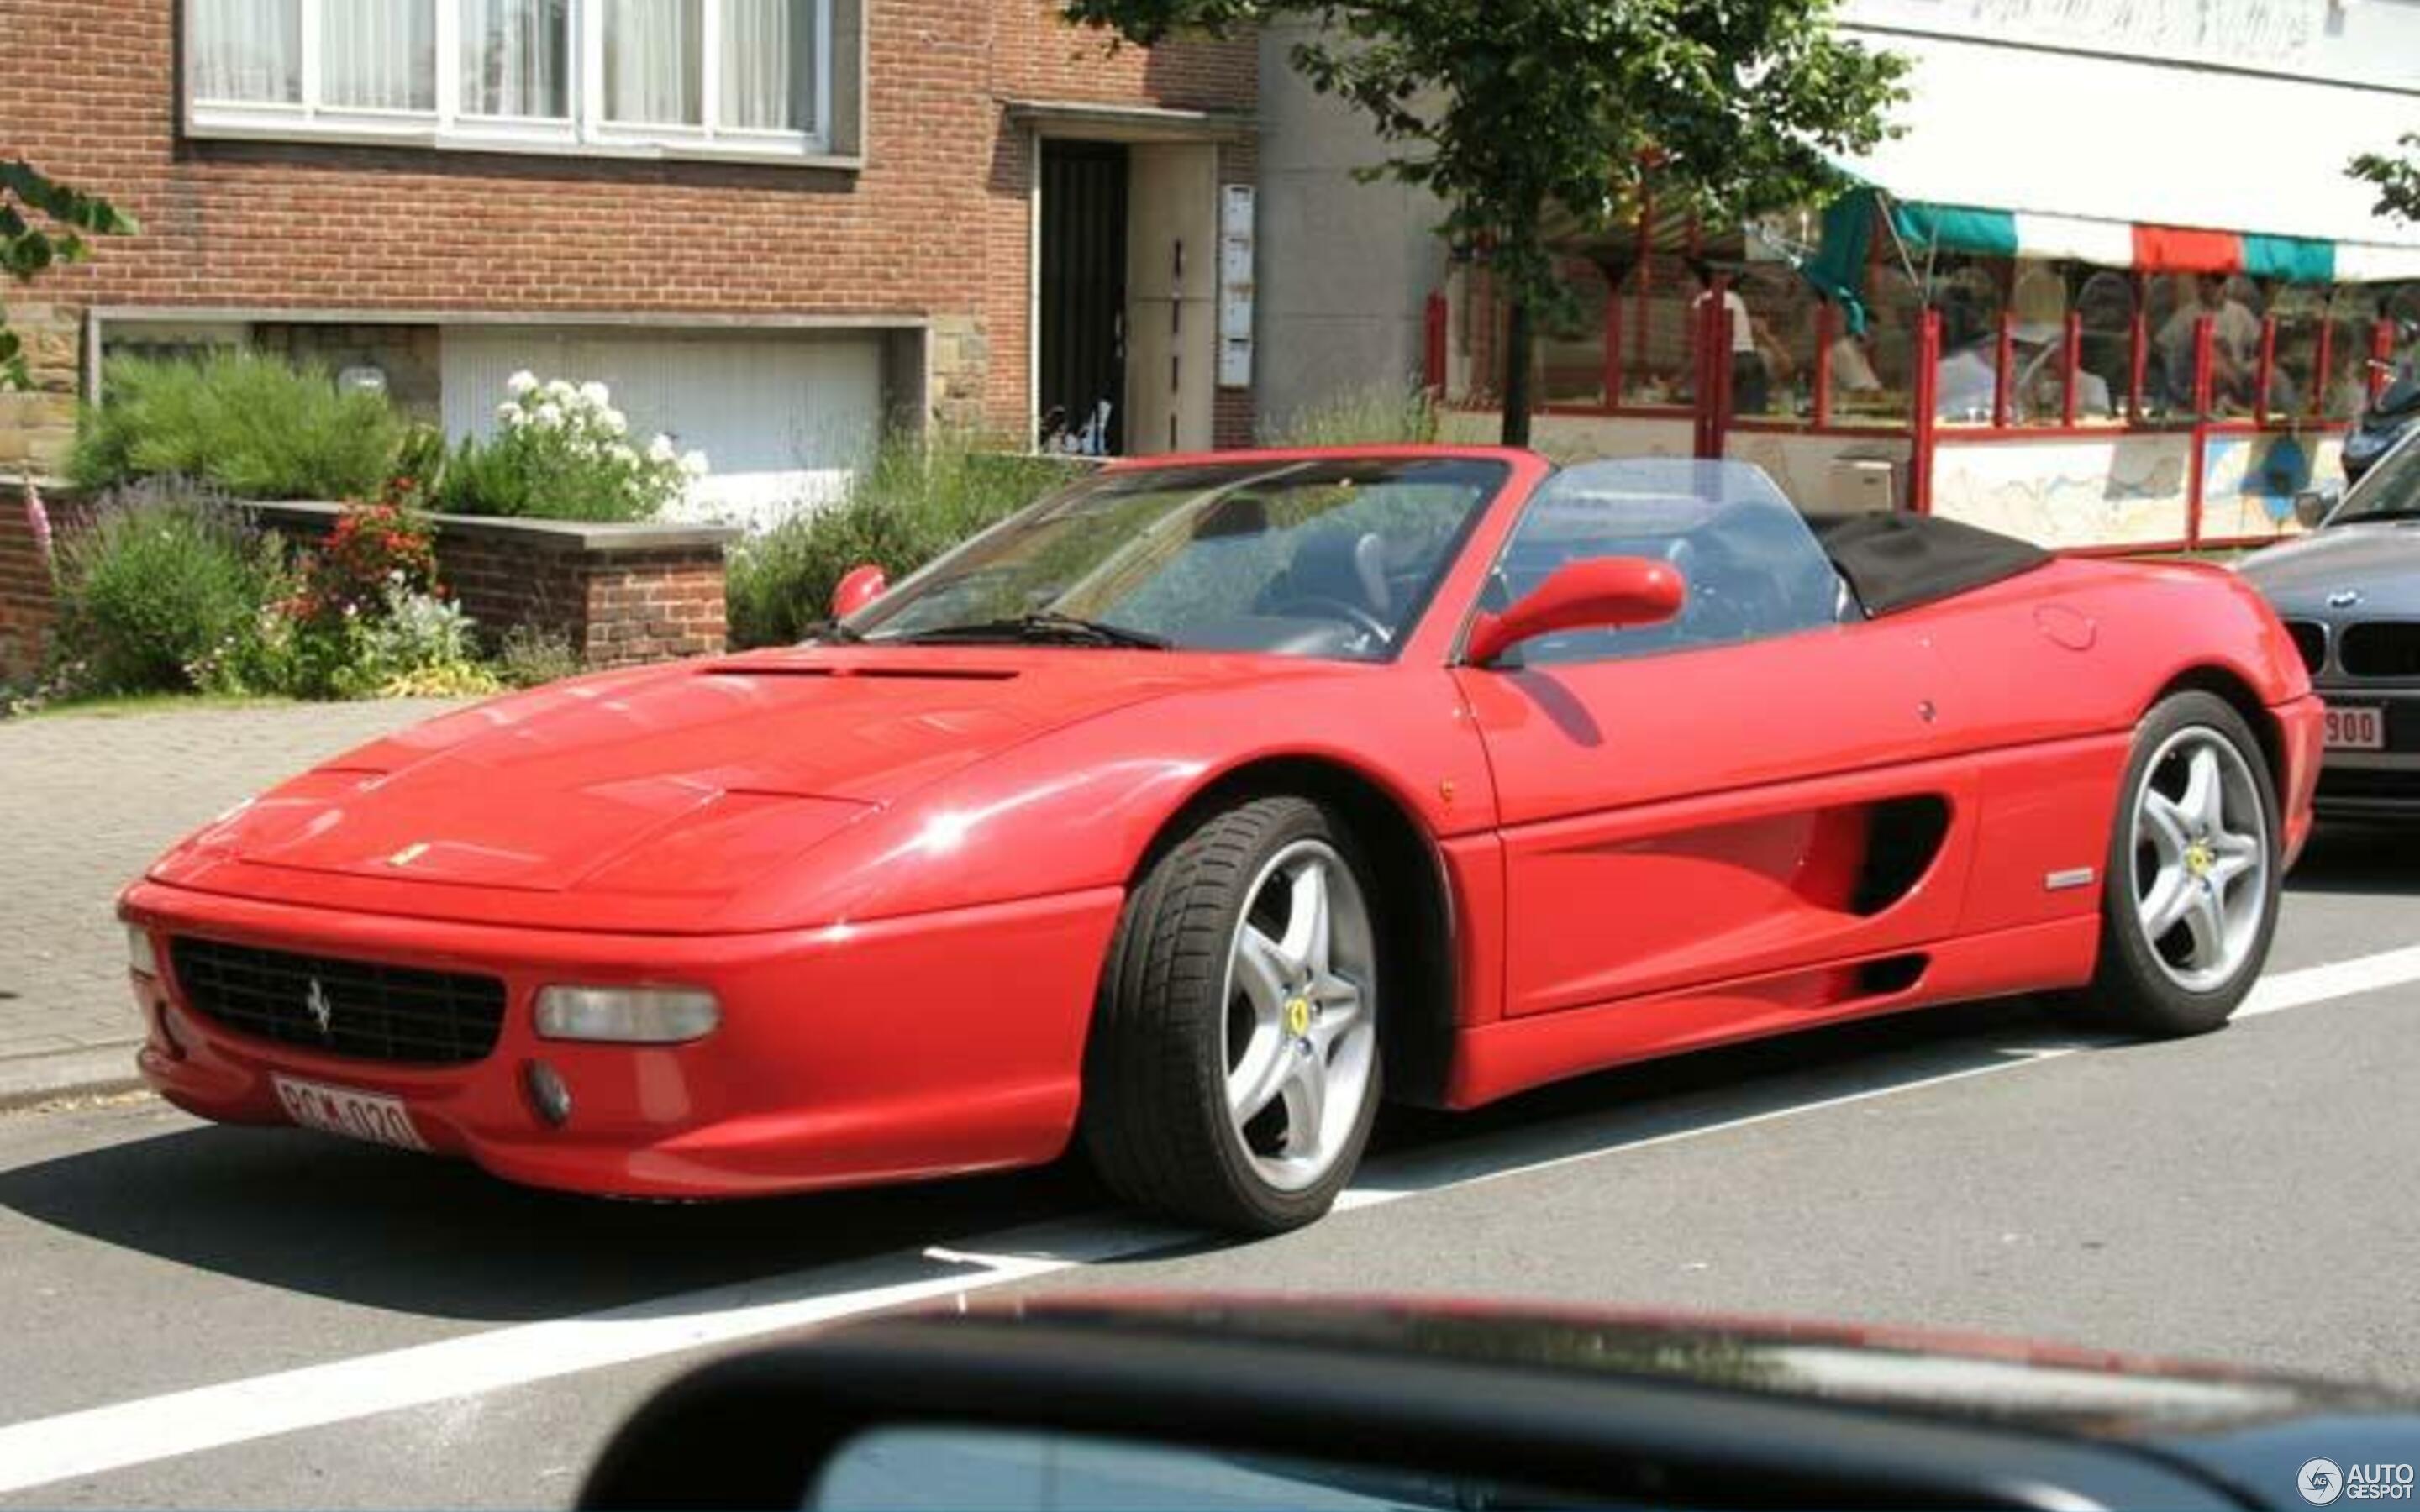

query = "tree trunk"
[1501,298,1535,449]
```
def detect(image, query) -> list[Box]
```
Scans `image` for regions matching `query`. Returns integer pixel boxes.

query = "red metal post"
[2313,309,2335,420]
[2372,318,2396,403]
[1992,309,2015,428]
[1696,276,1732,459]
[2187,313,2215,549]
[1813,301,1836,430]
[1602,272,1623,408]
[1423,291,1449,397]
[1910,307,1940,515]
[1633,180,1655,382]
[2254,314,2277,427]
[2061,310,2082,428]
[2128,276,2149,424]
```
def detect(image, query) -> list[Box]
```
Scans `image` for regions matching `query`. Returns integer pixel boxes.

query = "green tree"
[1059,0,1903,446]
[2,160,138,391]
[2352,133,2420,224]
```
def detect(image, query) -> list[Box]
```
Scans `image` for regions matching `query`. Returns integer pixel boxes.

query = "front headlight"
[127,925,159,979]
[534,985,721,1044]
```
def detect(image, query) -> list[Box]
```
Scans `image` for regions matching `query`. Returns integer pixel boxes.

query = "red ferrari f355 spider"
[121,450,2321,1232]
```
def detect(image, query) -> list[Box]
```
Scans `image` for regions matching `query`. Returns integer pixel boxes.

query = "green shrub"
[433,374,698,522]
[51,480,292,694]
[71,353,406,500]
[494,624,583,688]
[727,432,1087,649]
[1259,381,1442,449]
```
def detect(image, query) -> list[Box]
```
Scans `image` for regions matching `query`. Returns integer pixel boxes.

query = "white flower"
[501,407,528,428]
[507,370,539,396]
[647,434,677,465]
[496,401,518,423]
[601,407,628,436]
[533,402,564,428]
[543,378,576,402]
[680,449,709,479]
[578,381,612,410]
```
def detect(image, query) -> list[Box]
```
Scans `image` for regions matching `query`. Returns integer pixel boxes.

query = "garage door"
[441,328,887,530]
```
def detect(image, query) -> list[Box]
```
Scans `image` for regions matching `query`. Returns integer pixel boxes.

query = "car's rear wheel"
[2061,691,2280,1037]
[1084,795,1381,1234]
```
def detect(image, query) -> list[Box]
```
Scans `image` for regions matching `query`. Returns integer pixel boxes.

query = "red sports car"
[120,449,2322,1233]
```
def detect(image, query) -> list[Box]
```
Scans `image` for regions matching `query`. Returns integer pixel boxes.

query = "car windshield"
[847,457,1507,659]
[2335,433,2420,523]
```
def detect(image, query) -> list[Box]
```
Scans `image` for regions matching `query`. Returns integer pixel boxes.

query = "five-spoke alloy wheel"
[2066,691,2281,1037]
[1085,795,1384,1233]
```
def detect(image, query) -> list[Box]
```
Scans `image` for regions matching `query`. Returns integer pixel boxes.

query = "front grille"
[169,937,506,1067]
[2341,621,2420,680]
[2284,619,2327,676]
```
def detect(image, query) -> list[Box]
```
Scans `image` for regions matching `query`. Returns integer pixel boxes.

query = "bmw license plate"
[2324,705,2386,751]
[271,1075,429,1152]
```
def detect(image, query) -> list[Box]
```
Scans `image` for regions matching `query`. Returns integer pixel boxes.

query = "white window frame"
[186,0,836,163]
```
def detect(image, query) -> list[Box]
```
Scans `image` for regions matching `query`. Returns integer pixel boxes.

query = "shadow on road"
[2288,825,2420,898]
[0,995,2077,1324]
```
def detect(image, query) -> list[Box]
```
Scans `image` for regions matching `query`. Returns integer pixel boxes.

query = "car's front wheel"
[1084,795,1382,1234]
[2062,690,2281,1037]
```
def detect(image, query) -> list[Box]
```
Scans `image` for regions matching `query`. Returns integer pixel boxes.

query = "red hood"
[146,646,1293,927]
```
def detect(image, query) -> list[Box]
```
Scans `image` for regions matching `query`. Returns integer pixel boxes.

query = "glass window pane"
[322,0,436,110]
[194,0,302,103]
[461,0,569,118]
[1534,255,1610,407]
[2075,270,2134,423]
[718,0,815,131]
[1931,255,2008,427]
[1616,252,1695,408]
[2324,294,2375,420]
[605,0,702,124]
[1732,260,1814,422]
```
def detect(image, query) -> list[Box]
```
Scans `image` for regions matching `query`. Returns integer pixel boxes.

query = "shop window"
[1731,260,1815,422]
[1829,265,1917,427]
[1616,252,1697,408]
[2075,270,2135,423]
[2268,286,2327,421]
[1534,255,1611,408]
[1930,255,2008,427]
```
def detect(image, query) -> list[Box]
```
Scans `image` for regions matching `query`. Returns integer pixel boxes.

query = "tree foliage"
[2,160,139,391]
[2351,133,2420,224]
[1059,0,1904,442]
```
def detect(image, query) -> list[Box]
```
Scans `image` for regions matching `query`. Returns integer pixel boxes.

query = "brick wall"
[248,505,738,671]
[1,1,1260,464]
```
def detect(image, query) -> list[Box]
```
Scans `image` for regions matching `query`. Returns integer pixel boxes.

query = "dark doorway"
[1039,140,1130,455]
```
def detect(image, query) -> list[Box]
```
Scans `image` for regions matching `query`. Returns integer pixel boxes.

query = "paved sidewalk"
[0,699,465,1105]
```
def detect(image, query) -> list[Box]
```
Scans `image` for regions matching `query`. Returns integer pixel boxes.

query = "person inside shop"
[1933,300,2002,422]
[1688,258,1786,415]
[1829,322,1884,396]
[2155,272,2261,412]
[2011,322,2116,422]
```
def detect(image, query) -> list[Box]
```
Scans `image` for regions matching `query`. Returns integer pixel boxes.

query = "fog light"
[524,1059,573,1127]
[126,925,158,979]
[534,985,720,1044]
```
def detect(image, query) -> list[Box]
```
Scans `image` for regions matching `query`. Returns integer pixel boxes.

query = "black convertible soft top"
[1807,511,2053,618]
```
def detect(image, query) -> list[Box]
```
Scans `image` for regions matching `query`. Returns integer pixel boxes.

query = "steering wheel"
[1265,593,1395,647]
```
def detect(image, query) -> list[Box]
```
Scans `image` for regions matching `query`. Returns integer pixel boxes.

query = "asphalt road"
[0,825,2415,1509]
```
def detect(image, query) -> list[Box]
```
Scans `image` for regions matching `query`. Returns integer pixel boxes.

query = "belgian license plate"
[2324,706,2386,751]
[271,1076,429,1152]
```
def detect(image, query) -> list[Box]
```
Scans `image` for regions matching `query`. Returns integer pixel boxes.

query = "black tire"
[1083,795,1382,1234]
[2057,691,2281,1037]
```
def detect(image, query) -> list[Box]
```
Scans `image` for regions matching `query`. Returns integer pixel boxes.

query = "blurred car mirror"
[2294,486,2341,530]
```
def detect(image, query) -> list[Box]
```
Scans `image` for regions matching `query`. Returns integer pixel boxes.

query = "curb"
[0,1043,147,1111]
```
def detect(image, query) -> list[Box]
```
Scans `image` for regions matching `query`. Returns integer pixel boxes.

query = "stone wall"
[0,305,81,474]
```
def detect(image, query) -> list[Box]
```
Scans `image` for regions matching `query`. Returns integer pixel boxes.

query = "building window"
[188,0,833,159]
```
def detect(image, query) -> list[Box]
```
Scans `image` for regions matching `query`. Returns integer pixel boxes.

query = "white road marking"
[3,944,2417,1495]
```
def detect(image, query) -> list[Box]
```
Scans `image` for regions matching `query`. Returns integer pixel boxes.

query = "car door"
[1450,462,1979,1021]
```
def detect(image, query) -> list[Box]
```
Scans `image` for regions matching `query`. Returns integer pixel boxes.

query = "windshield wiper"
[898,611,1171,650]
[800,619,866,644]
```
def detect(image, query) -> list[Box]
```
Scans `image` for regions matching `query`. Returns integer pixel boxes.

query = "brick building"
[0,0,1260,504]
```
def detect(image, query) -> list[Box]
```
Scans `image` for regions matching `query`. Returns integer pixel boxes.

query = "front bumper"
[2308,684,2420,822]
[119,879,1124,1198]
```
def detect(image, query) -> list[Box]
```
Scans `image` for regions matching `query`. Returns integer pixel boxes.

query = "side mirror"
[1465,556,1686,668]
[2293,486,2340,530]
[830,564,889,619]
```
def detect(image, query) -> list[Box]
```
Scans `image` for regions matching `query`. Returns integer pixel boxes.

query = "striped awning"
[1883,200,2420,284]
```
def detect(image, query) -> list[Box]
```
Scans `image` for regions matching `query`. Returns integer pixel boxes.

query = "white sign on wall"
[1219,184,1256,390]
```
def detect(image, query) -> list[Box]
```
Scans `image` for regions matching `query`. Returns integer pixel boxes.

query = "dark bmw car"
[2241,431,2420,820]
